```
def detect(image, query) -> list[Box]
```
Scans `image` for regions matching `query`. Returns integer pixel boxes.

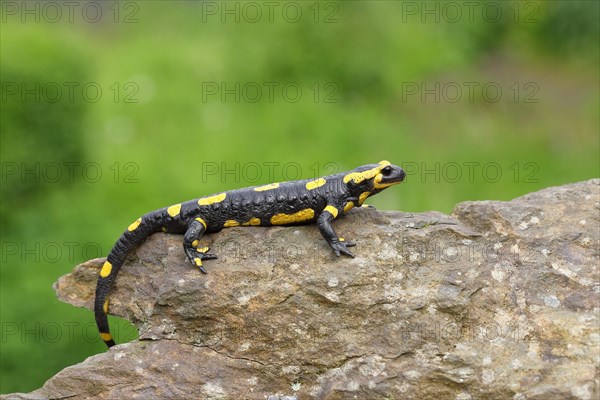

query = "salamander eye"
[381,166,392,176]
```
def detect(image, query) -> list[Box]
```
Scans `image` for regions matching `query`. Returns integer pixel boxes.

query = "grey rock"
[4,179,599,400]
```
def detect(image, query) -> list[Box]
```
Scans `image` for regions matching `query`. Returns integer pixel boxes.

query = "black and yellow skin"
[95,160,406,347]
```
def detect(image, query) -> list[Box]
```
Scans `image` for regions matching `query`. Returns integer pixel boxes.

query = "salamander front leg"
[317,206,355,258]
[183,217,217,274]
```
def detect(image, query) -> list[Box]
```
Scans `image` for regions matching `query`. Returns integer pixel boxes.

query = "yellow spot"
[359,192,370,205]
[270,208,315,225]
[374,173,397,189]
[378,160,391,166]
[339,237,345,242]
[198,193,226,206]
[344,202,354,212]
[100,261,113,278]
[100,332,113,342]
[224,220,240,227]
[128,217,142,231]
[343,167,379,184]
[195,217,207,229]
[242,217,261,226]
[306,178,326,190]
[323,205,339,218]
[167,203,182,217]
[343,162,391,185]
[194,258,202,266]
[191,240,199,247]
[254,183,280,192]
[103,299,109,314]
[197,247,209,253]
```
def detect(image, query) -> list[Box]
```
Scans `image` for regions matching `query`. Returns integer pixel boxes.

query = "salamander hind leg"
[183,217,217,274]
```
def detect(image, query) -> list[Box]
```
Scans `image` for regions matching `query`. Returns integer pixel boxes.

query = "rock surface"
[3,180,599,400]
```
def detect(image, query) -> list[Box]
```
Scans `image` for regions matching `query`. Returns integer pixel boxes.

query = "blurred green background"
[1,0,598,393]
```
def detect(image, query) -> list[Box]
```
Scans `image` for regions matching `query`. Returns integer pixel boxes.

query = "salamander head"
[343,160,405,202]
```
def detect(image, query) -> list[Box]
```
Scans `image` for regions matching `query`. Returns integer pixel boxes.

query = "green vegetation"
[1,1,598,393]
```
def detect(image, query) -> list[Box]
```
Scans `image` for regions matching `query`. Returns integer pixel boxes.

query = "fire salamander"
[95,161,406,347]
